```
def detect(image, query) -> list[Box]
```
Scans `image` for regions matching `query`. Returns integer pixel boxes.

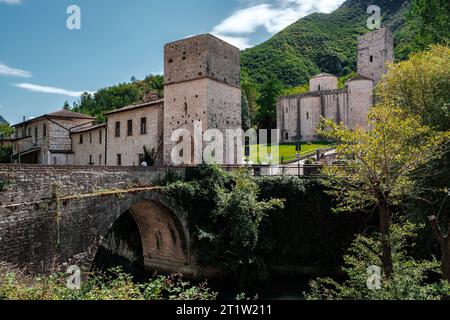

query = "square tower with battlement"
[357,28,394,85]
[163,34,242,165]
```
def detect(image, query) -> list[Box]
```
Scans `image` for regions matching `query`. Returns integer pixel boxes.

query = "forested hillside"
[241,0,412,87]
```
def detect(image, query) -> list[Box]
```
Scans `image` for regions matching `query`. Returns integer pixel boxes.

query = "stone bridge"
[0,165,204,277]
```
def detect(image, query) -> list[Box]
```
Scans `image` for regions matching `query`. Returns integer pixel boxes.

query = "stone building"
[70,123,107,166]
[11,110,95,164]
[103,100,164,166]
[277,28,394,143]
[12,34,241,166]
[163,34,241,165]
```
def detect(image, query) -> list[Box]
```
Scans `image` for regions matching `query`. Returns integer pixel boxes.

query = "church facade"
[277,28,394,142]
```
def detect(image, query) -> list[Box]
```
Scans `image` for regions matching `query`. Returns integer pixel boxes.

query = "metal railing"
[221,164,325,177]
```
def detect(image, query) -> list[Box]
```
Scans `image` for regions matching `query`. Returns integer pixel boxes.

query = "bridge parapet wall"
[0,165,184,207]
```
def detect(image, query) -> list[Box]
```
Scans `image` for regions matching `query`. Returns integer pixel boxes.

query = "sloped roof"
[311,73,337,78]
[347,74,374,82]
[45,110,95,119]
[70,123,106,134]
[103,99,164,116]
[13,110,94,127]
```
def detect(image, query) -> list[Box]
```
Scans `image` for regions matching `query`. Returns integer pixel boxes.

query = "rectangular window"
[115,122,121,137]
[99,130,103,144]
[89,133,92,143]
[89,155,93,165]
[43,124,47,137]
[370,55,374,62]
[79,134,83,144]
[99,154,102,166]
[34,127,38,143]
[140,117,147,134]
[117,154,122,166]
[127,119,133,136]
[28,128,31,136]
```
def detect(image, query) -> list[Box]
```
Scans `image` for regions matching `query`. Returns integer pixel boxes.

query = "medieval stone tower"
[163,34,242,165]
[357,27,394,85]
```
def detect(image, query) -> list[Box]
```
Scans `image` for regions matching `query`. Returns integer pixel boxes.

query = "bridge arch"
[88,191,192,275]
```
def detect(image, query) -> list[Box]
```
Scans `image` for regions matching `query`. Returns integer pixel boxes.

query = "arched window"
[285,132,289,141]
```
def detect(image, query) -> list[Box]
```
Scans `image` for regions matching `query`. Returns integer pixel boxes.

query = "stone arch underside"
[89,192,192,275]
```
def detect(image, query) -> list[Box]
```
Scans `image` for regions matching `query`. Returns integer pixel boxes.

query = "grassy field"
[247,142,335,164]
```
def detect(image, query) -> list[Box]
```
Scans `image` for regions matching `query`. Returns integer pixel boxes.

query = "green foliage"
[318,104,450,213]
[164,165,284,277]
[165,166,369,276]
[143,145,156,166]
[71,74,163,120]
[407,0,450,53]
[255,177,372,269]
[307,223,450,300]
[241,0,410,87]
[0,123,14,137]
[0,266,216,300]
[0,146,12,164]
[376,45,450,131]
[255,79,283,130]
[282,83,309,96]
[376,46,450,248]
[241,90,252,131]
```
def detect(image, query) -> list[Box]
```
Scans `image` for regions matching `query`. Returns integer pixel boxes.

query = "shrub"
[0,266,217,301]
[306,223,450,300]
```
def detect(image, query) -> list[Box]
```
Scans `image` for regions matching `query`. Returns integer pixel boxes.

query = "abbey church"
[277,28,394,142]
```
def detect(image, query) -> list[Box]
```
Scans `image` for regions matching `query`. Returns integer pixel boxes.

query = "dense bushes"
[307,223,450,300]
[164,166,371,279]
[0,266,216,300]
[165,166,283,283]
[255,177,372,270]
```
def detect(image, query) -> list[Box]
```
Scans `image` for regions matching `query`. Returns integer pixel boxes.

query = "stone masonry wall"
[0,165,184,207]
[106,103,164,166]
[0,165,190,275]
[71,126,106,166]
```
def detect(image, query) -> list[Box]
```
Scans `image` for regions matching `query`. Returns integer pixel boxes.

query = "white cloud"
[212,0,345,49]
[0,0,22,5]
[212,34,252,50]
[0,63,32,78]
[14,83,94,97]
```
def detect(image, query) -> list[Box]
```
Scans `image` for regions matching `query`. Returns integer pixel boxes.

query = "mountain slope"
[241,0,411,87]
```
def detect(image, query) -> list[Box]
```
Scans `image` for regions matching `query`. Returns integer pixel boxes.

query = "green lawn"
[246,142,335,164]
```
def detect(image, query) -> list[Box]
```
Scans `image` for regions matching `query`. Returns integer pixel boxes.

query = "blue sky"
[0,0,345,124]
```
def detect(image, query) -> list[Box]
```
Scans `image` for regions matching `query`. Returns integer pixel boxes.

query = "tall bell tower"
[357,28,394,85]
[163,34,242,165]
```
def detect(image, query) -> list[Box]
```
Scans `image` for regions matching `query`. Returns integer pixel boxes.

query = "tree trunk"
[429,218,450,282]
[378,202,393,279]
[442,239,450,282]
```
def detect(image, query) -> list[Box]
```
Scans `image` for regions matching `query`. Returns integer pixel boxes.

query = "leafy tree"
[63,101,71,111]
[376,45,450,280]
[282,83,309,96]
[318,104,450,279]
[241,91,252,131]
[376,45,450,131]
[241,81,260,126]
[255,79,283,131]
[0,146,12,163]
[165,165,284,285]
[307,223,450,300]
[143,145,157,166]
[72,74,164,120]
[407,0,450,53]
[0,124,14,137]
